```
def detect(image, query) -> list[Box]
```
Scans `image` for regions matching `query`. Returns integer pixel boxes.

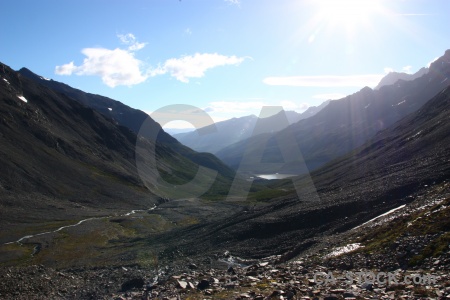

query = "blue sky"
[1,0,449,129]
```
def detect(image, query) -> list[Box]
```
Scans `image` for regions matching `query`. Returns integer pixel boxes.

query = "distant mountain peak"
[18,67,38,78]
[375,49,450,90]
[173,105,329,154]
[375,67,429,90]
[361,86,373,93]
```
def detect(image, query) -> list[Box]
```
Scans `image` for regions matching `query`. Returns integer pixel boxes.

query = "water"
[255,173,297,180]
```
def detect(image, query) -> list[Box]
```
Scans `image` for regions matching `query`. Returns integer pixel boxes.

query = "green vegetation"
[136,249,159,269]
[409,232,450,266]
[0,219,80,244]
[0,243,35,266]
[248,187,293,201]
[0,206,208,269]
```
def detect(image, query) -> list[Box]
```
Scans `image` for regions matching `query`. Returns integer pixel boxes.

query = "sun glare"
[314,0,383,35]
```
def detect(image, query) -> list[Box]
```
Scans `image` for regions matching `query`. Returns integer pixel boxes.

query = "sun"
[313,0,384,36]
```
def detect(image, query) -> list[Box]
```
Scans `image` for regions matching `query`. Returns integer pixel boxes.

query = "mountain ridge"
[18,67,236,180]
[375,66,429,89]
[173,101,330,154]
[0,61,241,245]
[216,49,450,174]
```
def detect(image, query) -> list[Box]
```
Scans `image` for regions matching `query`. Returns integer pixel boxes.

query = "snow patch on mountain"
[17,95,28,103]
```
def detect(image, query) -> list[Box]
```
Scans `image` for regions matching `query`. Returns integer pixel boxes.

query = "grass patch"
[0,243,35,266]
[136,249,159,269]
[248,188,293,201]
[355,216,410,254]
[110,213,174,234]
[25,218,139,268]
[409,232,450,266]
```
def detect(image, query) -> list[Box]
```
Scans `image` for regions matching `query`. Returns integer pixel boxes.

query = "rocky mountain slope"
[216,49,450,174]
[1,63,153,217]
[0,62,237,244]
[18,67,235,180]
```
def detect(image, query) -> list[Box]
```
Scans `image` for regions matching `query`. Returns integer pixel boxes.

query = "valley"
[0,48,449,299]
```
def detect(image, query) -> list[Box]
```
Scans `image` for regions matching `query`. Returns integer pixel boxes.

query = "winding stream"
[3,205,157,245]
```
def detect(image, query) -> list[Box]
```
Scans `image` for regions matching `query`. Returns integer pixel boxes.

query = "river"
[4,205,157,245]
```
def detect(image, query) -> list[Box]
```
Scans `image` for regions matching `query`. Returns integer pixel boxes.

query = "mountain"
[18,68,235,180]
[0,62,151,233]
[295,99,330,119]
[169,83,450,260]
[174,114,258,154]
[0,61,448,297]
[173,101,329,154]
[216,49,450,174]
[375,67,429,89]
[0,62,237,244]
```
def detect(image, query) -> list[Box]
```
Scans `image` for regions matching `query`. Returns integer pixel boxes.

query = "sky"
[1,0,449,130]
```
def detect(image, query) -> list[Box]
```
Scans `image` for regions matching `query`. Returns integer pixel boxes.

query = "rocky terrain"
[0,181,448,299]
[2,258,449,300]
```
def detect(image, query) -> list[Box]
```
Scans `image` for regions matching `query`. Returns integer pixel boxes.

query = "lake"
[255,173,297,180]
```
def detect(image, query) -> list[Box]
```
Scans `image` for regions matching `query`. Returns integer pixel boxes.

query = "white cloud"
[204,100,266,114]
[152,53,247,83]
[55,47,148,87]
[202,99,310,123]
[117,33,147,51]
[312,93,346,100]
[225,0,240,6]
[384,67,394,74]
[56,34,247,87]
[280,100,298,110]
[402,65,412,73]
[55,61,77,75]
[162,120,196,129]
[279,100,309,111]
[146,109,211,130]
[55,33,148,87]
[184,28,192,35]
[263,74,384,87]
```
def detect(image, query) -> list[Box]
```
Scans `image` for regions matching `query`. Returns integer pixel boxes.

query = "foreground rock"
[0,253,448,299]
